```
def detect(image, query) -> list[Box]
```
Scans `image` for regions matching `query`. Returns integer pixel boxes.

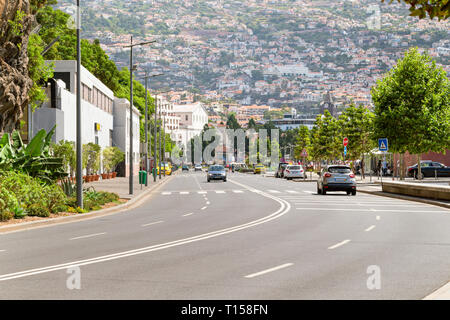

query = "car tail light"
[324,173,332,178]
[349,173,355,178]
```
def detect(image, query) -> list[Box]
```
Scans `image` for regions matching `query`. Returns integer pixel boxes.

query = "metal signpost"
[378,138,389,184]
[343,137,348,162]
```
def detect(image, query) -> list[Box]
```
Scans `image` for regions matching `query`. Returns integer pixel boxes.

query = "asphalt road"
[0,171,449,299]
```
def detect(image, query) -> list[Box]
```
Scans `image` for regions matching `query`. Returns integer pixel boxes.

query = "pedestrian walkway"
[85,174,173,200]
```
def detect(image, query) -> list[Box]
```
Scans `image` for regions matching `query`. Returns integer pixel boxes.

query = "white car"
[284,165,305,180]
[194,164,203,172]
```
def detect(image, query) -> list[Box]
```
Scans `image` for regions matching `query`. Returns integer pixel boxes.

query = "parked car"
[182,164,189,172]
[194,164,203,172]
[275,162,289,178]
[284,165,305,180]
[253,164,266,174]
[407,161,450,178]
[157,163,172,175]
[317,165,357,195]
[207,165,227,182]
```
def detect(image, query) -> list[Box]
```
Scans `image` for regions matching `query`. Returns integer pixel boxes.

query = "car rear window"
[328,167,351,173]
[210,166,224,171]
[288,166,301,170]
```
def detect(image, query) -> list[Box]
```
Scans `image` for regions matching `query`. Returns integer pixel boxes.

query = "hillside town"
[54,0,450,127]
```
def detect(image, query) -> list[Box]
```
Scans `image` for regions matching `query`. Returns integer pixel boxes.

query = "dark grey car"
[317,165,357,195]
[207,165,227,182]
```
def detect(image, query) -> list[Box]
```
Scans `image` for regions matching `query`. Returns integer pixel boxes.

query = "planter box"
[101,173,108,180]
[112,172,117,178]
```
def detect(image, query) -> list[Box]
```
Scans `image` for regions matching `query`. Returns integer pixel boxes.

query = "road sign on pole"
[343,137,348,147]
[378,138,388,152]
[344,146,347,157]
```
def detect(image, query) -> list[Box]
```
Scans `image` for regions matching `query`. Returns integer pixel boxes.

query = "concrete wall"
[382,181,450,201]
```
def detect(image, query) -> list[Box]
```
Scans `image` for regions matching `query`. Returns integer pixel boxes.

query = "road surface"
[0,171,449,299]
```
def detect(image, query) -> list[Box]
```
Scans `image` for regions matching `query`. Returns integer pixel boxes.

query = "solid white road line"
[296,208,447,213]
[365,225,376,232]
[69,233,106,241]
[198,191,207,194]
[180,192,189,195]
[182,213,194,217]
[0,180,291,282]
[233,190,244,193]
[141,221,164,227]
[423,281,450,300]
[328,239,351,250]
[215,191,225,194]
[245,263,294,279]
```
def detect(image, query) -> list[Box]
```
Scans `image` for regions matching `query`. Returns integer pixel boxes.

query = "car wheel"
[347,191,351,195]
[352,190,356,196]
[207,179,210,183]
[322,188,327,195]
[223,179,227,182]
[317,186,321,194]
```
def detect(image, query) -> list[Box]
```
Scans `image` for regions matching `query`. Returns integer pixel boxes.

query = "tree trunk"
[361,157,365,180]
[0,0,35,133]
[400,153,405,180]
[417,154,422,180]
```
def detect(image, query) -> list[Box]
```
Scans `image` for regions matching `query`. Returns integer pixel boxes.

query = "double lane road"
[0,171,449,299]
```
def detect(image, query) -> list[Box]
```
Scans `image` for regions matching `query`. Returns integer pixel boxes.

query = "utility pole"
[122,38,155,194]
[76,0,83,209]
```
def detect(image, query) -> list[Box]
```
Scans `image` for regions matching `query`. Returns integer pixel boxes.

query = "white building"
[154,95,180,146]
[30,60,140,176]
[113,98,141,177]
[173,102,209,151]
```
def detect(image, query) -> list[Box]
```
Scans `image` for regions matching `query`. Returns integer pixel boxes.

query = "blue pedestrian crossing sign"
[344,146,347,156]
[378,138,388,152]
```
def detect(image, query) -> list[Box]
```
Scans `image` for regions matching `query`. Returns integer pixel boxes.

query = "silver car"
[284,165,305,180]
[317,165,357,195]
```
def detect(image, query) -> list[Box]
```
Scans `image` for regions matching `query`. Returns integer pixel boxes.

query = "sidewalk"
[84,173,175,200]
[358,184,450,209]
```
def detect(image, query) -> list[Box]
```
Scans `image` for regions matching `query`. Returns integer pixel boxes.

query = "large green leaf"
[0,133,9,148]
[25,129,46,157]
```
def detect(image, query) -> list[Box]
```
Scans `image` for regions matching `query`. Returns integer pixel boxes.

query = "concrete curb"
[0,174,175,235]
[358,189,450,210]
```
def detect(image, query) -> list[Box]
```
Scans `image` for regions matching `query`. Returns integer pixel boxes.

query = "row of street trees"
[294,48,449,179]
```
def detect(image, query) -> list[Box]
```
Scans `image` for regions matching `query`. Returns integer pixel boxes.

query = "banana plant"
[0,126,67,183]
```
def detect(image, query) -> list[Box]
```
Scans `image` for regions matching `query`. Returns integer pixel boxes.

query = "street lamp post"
[123,38,155,195]
[154,94,158,182]
[76,0,83,208]
[159,109,162,180]
[163,115,166,177]
[142,72,163,186]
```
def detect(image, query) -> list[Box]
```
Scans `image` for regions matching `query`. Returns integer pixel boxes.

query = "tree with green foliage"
[339,104,375,178]
[294,126,310,162]
[371,47,450,179]
[52,140,76,177]
[226,113,241,130]
[381,0,449,20]
[309,111,341,167]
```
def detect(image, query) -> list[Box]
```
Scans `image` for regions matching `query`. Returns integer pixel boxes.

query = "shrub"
[27,204,50,217]
[0,211,13,221]
[43,183,67,213]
